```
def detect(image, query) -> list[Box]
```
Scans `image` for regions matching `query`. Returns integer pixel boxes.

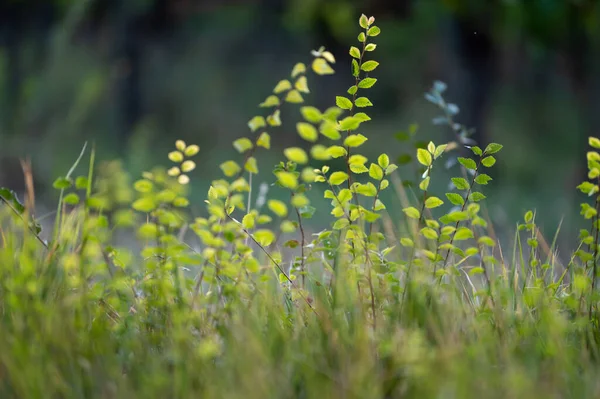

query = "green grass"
[1,13,600,399]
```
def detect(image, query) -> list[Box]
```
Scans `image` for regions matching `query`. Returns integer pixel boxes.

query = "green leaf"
[134,179,154,194]
[385,164,398,175]
[242,213,255,229]
[300,205,316,219]
[312,58,334,75]
[53,177,72,190]
[469,267,485,276]
[471,146,483,156]
[248,116,266,132]
[469,192,486,202]
[425,196,444,209]
[254,229,275,246]
[300,106,322,123]
[352,59,360,77]
[354,112,371,122]
[296,122,318,142]
[291,62,306,78]
[361,60,379,72]
[320,120,341,140]
[347,85,358,95]
[478,236,496,247]
[327,146,347,158]
[349,154,368,166]
[349,46,361,58]
[378,154,389,168]
[369,163,384,180]
[344,134,368,147]
[355,182,378,196]
[481,156,496,167]
[454,227,474,241]
[474,174,492,185]
[75,176,89,190]
[458,157,477,170]
[419,176,430,191]
[285,90,304,103]
[244,157,258,174]
[233,138,253,153]
[336,96,353,110]
[329,172,349,186]
[350,164,369,174]
[295,76,309,93]
[168,151,184,163]
[421,227,438,240]
[524,210,534,223]
[259,95,280,108]
[367,26,381,36]
[256,132,271,149]
[403,207,420,219]
[365,43,377,51]
[339,116,361,131]
[358,32,366,43]
[354,97,373,107]
[132,197,156,213]
[452,177,470,190]
[445,211,469,222]
[333,218,350,230]
[401,237,414,247]
[284,147,308,164]
[417,148,432,166]
[173,197,189,207]
[63,193,80,205]
[484,143,503,154]
[276,171,298,189]
[445,193,465,206]
[273,80,292,93]
[220,161,241,177]
[359,14,369,29]
[268,200,288,218]
[374,199,386,210]
[358,78,377,89]
[434,144,447,159]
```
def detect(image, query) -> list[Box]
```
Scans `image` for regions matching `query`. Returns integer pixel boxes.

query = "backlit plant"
[1,13,600,398]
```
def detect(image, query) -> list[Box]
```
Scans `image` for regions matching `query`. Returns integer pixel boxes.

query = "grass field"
[1,14,600,399]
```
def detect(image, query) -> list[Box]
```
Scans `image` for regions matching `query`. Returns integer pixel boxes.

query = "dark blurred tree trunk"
[446,13,495,148]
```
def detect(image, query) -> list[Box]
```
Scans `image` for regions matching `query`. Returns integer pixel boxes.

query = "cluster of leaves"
[2,13,600,398]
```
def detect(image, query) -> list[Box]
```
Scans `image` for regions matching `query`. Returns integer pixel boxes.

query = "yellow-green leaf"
[329,171,349,186]
[344,134,368,147]
[295,76,309,93]
[417,148,432,166]
[327,145,347,158]
[257,132,271,149]
[220,160,241,177]
[300,106,322,123]
[296,122,318,142]
[268,200,288,218]
[336,96,353,110]
[276,171,298,189]
[244,157,258,174]
[285,90,304,103]
[425,196,444,209]
[284,147,308,164]
[312,58,334,75]
[369,163,383,180]
[273,80,292,93]
[403,207,420,219]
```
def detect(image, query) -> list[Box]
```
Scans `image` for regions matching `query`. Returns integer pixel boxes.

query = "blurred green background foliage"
[1,0,599,245]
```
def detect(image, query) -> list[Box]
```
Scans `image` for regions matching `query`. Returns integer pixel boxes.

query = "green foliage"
[2,12,600,399]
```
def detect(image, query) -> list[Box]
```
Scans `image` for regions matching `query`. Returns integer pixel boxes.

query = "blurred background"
[1,0,599,249]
